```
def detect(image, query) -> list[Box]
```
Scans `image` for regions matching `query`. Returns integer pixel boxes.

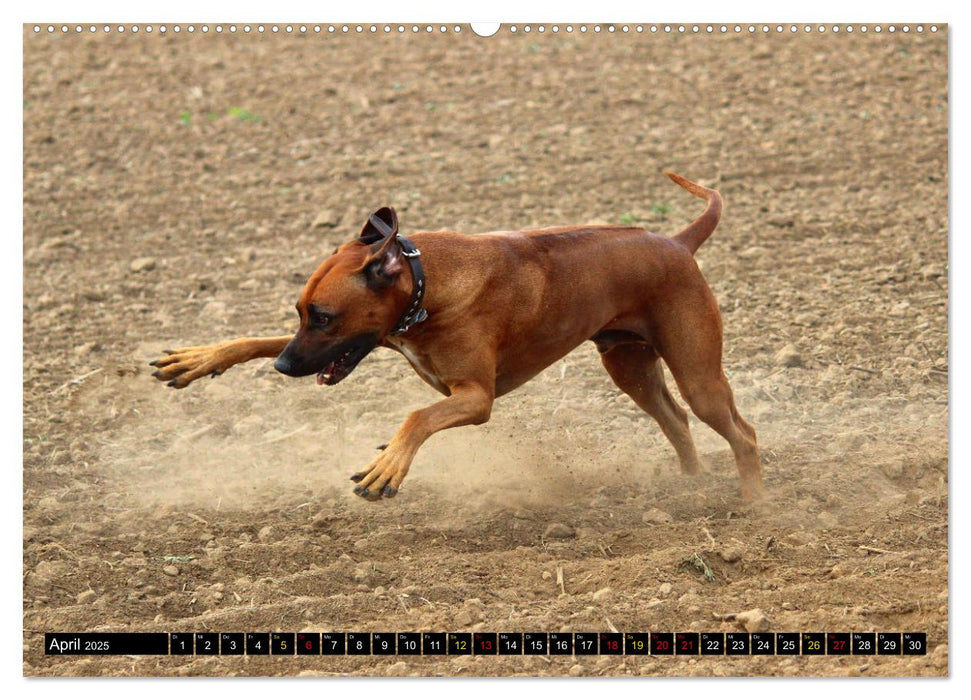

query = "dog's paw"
[349,450,408,501]
[351,483,399,501]
[352,484,385,502]
[150,345,228,389]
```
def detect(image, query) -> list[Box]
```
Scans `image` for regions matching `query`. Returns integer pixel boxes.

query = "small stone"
[258,526,275,542]
[642,507,673,524]
[76,589,97,604]
[658,582,673,596]
[784,531,812,546]
[928,643,947,668]
[592,587,613,603]
[737,245,769,260]
[453,610,474,627]
[373,586,386,596]
[129,257,156,273]
[312,209,340,229]
[735,608,770,633]
[889,301,911,317]
[73,341,99,357]
[774,343,803,368]
[568,664,584,677]
[542,570,552,580]
[386,661,409,676]
[162,565,180,577]
[544,523,575,539]
[719,546,744,563]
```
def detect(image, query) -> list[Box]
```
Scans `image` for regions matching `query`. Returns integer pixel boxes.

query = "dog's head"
[274,207,410,385]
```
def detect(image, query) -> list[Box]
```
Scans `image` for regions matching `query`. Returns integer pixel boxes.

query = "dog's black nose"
[274,355,295,376]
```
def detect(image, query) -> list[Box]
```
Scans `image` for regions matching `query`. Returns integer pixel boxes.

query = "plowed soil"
[23,25,948,676]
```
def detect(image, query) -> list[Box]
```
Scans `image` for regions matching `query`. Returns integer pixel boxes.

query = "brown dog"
[151,173,764,501]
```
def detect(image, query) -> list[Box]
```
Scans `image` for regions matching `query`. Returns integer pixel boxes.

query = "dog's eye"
[311,311,333,328]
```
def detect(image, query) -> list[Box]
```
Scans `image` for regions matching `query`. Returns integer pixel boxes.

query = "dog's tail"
[665,172,722,255]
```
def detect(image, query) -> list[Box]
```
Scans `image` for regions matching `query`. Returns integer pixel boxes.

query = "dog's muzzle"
[274,333,378,386]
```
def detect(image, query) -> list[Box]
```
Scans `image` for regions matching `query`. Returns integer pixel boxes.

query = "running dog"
[151,173,764,501]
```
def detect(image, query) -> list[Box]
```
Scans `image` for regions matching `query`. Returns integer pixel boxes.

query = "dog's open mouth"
[316,341,373,386]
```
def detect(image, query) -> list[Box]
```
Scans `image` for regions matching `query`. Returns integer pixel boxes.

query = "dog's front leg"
[151,336,292,388]
[350,382,494,500]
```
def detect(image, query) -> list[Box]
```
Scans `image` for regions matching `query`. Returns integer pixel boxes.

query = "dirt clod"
[774,344,803,368]
[719,546,744,563]
[642,508,673,524]
[735,608,770,633]
[312,209,340,229]
[592,587,614,603]
[544,523,575,539]
[928,643,948,669]
[129,257,157,274]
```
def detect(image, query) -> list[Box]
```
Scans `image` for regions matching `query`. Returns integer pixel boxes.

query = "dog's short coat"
[152,173,764,501]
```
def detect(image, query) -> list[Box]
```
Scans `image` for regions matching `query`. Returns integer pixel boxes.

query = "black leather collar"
[389,235,428,335]
[365,212,427,336]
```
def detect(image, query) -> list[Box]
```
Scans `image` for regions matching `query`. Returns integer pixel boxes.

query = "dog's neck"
[388,235,429,336]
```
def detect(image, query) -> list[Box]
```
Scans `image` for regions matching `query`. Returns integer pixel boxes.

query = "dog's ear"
[359,206,398,244]
[362,216,403,288]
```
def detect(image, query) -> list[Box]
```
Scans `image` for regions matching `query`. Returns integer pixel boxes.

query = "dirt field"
[22,25,948,677]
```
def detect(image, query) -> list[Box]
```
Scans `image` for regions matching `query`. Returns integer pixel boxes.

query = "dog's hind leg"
[666,360,764,501]
[648,274,764,500]
[598,341,703,476]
